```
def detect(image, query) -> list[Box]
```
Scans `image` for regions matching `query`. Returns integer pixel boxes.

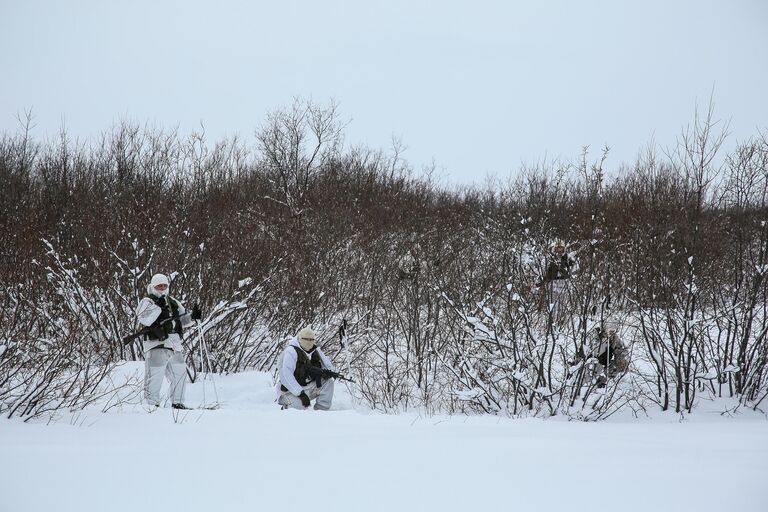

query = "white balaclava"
[297,327,316,352]
[147,273,170,297]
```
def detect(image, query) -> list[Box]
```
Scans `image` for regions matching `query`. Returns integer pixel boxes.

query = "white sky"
[1,0,766,185]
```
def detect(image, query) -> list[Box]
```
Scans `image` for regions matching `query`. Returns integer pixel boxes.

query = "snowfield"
[1,363,766,512]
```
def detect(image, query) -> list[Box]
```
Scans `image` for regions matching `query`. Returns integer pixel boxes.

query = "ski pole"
[197,319,206,406]
[197,318,220,406]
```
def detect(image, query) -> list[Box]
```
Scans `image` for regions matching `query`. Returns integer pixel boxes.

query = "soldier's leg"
[165,350,188,404]
[546,281,559,320]
[593,362,607,387]
[552,281,567,323]
[302,382,319,400]
[313,378,335,410]
[144,349,170,406]
[278,390,307,410]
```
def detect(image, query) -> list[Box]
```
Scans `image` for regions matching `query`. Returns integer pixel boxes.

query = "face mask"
[148,274,170,297]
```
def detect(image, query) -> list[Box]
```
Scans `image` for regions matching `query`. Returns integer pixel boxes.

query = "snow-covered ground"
[1,363,766,512]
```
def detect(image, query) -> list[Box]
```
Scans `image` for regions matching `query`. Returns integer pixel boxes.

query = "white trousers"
[548,280,569,322]
[144,348,187,406]
[278,378,335,410]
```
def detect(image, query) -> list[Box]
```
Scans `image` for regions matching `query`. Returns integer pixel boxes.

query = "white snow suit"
[276,337,336,410]
[584,327,629,381]
[542,251,579,322]
[136,288,194,406]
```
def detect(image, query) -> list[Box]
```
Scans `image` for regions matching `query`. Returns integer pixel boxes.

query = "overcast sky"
[1,0,766,184]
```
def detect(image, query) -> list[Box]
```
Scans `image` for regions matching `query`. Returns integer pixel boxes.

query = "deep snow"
[1,362,766,512]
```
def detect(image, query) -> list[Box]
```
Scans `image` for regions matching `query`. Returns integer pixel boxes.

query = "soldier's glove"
[191,305,202,320]
[298,392,311,408]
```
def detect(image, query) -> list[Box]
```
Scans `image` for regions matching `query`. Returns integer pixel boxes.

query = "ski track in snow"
[0,363,766,512]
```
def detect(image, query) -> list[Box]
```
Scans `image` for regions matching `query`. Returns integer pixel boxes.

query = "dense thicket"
[1,101,766,419]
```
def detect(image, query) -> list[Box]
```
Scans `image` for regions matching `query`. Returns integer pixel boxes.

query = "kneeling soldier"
[584,320,629,387]
[276,327,336,410]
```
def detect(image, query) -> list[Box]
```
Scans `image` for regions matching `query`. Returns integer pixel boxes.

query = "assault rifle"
[122,314,186,346]
[305,365,355,384]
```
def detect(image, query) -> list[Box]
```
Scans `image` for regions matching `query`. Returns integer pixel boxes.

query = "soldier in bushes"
[136,273,201,409]
[398,243,428,280]
[276,327,337,410]
[537,239,579,319]
[580,320,629,387]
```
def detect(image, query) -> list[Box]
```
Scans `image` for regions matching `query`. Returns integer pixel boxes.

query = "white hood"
[147,273,170,297]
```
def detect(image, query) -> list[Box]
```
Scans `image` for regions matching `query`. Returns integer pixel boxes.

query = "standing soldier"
[537,239,579,320]
[135,273,201,409]
[398,242,427,280]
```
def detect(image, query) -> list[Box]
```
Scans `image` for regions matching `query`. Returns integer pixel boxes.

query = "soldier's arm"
[173,299,194,328]
[136,298,161,327]
[316,347,336,372]
[569,255,580,275]
[279,347,304,396]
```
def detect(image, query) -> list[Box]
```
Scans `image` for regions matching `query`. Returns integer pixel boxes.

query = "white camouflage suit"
[276,331,336,410]
[584,323,629,382]
[135,275,194,407]
[541,243,579,323]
